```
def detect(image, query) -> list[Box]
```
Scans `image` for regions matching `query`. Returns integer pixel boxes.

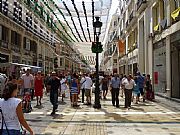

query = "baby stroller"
[22,89,32,113]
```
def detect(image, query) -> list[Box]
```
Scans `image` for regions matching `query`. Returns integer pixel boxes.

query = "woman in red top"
[34,71,43,106]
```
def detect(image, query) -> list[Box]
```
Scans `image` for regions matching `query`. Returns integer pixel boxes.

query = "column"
[138,18,145,73]
[166,1,171,27]
[148,39,153,81]
[166,35,171,97]
[8,29,12,62]
[20,31,24,63]
[125,36,129,75]
[144,9,150,74]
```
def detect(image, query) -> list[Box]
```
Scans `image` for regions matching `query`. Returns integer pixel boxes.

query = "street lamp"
[93,17,102,109]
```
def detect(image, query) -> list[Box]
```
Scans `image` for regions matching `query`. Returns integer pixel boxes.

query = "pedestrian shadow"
[101,98,112,101]
[58,101,67,105]
[130,106,144,111]
[33,105,44,109]
[100,108,132,122]
[51,114,64,119]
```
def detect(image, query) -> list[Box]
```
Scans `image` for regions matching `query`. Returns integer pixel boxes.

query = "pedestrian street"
[25,95,180,135]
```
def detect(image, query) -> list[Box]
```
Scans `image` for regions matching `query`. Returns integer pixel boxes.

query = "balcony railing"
[0,40,8,49]
[39,54,43,59]
[11,44,20,52]
[129,11,134,23]
[137,0,147,10]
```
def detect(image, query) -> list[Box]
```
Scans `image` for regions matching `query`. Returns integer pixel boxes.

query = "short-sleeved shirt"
[0,98,22,130]
[111,77,121,89]
[80,77,86,89]
[60,78,67,91]
[137,75,145,88]
[122,79,135,90]
[21,74,34,89]
[48,78,60,93]
[84,77,92,90]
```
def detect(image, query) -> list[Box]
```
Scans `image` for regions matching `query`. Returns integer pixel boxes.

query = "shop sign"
[154,72,158,84]
[0,53,9,63]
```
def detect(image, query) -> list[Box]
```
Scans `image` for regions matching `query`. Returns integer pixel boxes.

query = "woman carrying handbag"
[0,83,34,135]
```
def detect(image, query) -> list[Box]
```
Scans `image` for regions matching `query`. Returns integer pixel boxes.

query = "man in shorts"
[84,74,92,105]
[21,68,34,98]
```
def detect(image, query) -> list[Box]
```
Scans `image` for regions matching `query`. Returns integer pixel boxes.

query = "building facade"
[102,0,180,99]
[0,0,83,74]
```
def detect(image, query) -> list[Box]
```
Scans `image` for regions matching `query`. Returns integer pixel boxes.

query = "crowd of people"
[0,68,154,135]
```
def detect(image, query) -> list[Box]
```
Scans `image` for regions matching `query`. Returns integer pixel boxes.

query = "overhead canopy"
[54,0,112,66]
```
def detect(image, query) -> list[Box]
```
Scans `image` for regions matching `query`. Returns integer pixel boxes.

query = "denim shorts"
[2,129,21,135]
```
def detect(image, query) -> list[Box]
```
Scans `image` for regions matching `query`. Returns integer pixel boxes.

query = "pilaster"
[165,35,171,97]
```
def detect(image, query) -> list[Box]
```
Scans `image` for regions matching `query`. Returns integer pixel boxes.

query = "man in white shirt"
[80,74,86,103]
[122,74,135,109]
[21,69,34,98]
[84,74,92,105]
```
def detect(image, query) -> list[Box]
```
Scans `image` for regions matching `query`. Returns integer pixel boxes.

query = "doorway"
[171,46,180,99]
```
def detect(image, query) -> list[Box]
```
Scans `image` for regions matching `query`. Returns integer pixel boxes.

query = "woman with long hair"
[0,83,34,135]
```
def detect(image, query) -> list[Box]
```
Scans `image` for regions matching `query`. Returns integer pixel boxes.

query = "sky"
[102,0,119,44]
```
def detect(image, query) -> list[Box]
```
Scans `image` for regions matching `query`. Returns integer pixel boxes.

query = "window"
[60,58,63,66]
[30,41,37,53]
[1,26,8,42]
[19,6,22,23]
[11,31,21,46]
[159,0,167,20]
[23,37,30,50]
[152,5,159,27]
[174,0,180,9]
[2,0,8,15]
[40,25,44,37]
[0,0,2,12]
[114,59,117,64]
[13,2,18,22]
[26,13,32,29]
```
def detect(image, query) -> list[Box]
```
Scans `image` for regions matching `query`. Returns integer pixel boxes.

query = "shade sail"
[54,0,112,65]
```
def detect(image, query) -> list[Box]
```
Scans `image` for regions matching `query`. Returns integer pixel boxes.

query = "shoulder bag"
[0,108,9,135]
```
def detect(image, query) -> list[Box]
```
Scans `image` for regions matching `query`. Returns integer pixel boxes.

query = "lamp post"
[92,17,103,109]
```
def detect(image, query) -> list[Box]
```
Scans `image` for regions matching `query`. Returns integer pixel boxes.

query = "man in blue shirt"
[110,74,121,108]
[137,72,145,102]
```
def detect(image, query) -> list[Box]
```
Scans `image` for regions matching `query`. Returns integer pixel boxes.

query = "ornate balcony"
[11,44,20,52]
[126,11,137,31]
[0,40,8,49]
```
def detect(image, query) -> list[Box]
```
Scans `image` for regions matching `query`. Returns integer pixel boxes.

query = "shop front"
[171,31,180,98]
[153,39,166,94]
